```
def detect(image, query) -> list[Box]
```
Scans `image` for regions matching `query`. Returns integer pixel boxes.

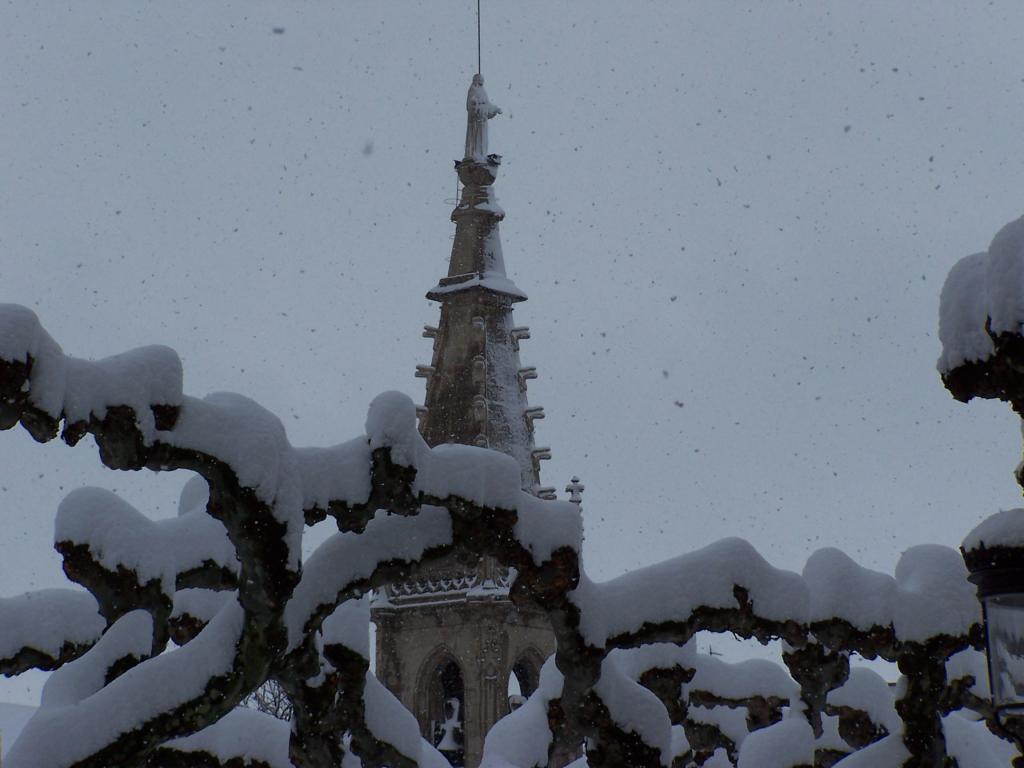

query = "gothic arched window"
[507,651,542,712]
[428,659,465,765]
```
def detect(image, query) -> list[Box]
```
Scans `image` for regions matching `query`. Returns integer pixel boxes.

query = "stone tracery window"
[428,658,465,766]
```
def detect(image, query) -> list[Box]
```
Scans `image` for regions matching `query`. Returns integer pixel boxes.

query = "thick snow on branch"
[39,610,152,708]
[938,251,994,372]
[0,589,104,671]
[891,544,978,643]
[172,588,234,627]
[7,600,244,768]
[482,658,564,768]
[161,708,292,767]
[595,649,676,763]
[365,390,429,468]
[322,595,372,660]
[826,667,899,735]
[0,304,183,432]
[514,493,582,564]
[296,437,373,512]
[804,548,896,630]
[167,392,305,570]
[363,674,452,768]
[572,538,808,647]
[804,544,978,642]
[0,304,1012,767]
[735,717,813,768]
[938,216,1024,372]
[690,655,799,703]
[942,714,1016,768]
[831,733,909,766]
[56,488,178,594]
[54,483,238,631]
[285,505,453,652]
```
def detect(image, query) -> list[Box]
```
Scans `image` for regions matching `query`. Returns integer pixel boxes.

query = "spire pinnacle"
[417,77,544,492]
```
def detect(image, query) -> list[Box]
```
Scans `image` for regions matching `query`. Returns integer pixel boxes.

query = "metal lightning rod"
[477,0,482,75]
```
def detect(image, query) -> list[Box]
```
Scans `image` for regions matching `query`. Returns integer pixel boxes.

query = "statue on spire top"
[465,74,501,163]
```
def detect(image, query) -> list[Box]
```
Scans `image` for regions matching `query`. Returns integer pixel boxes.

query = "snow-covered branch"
[0,303,1011,768]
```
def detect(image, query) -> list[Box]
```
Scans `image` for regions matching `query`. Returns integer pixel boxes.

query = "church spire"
[417,75,550,494]
[374,73,562,768]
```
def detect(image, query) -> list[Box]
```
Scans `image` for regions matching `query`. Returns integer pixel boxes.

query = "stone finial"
[566,476,585,505]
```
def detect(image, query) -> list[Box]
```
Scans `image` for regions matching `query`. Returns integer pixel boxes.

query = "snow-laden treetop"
[938,214,1024,373]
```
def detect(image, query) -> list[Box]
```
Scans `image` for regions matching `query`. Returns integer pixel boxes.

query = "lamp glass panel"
[986,593,1024,710]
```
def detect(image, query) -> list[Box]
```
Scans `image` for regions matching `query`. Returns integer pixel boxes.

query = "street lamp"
[962,509,1024,764]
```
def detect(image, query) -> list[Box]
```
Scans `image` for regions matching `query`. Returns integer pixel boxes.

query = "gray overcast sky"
[2,1,1024,702]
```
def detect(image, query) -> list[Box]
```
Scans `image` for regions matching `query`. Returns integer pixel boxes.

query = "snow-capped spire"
[418,75,544,492]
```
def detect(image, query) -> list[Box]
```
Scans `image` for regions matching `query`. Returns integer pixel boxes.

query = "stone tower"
[371,75,557,768]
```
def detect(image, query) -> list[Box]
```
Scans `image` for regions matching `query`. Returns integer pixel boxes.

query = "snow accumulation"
[803,548,896,629]
[56,487,177,593]
[161,505,239,577]
[943,712,1017,767]
[427,224,527,301]
[482,658,564,768]
[0,704,35,757]
[285,505,453,652]
[986,216,1024,337]
[938,251,994,372]
[162,707,291,768]
[363,673,451,768]
[5,600,244,768]
[178,473,209,514]
[946,647,990,698]
[816,715,847,755]
[832,733,909,766]
[40,610,152,708]
[57,485,238,595]
[1,305,1010,766]
[939,215,1024,372]
[514,493,582,564]
[168,392,305,570]
[826,667,899,734]
[596,649,676,763]
[670,724,691,762]
[0,589,104,663]
[427,272,528,301]
[689,654,798,702]
[608,642,696,680]
[172,588,234,625]
[689,703,751,748]
[322,595,372,659]
[572,538,808,646]
[365,390,429,468]
[295,437,373,511]
[702,748,735,767]
[0,304,184,432]
[736,716,814,768]
[892,545,978,642]
[415,443,522,509]
[964,507,1024,551]
[803,544,977,641]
